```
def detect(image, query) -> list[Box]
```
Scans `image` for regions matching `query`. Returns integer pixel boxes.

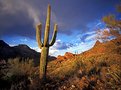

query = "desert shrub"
[98,59,107,67]
[106,65,121,90]
[10,75,30,90]
[7,58,34,76]
[0,58,35,90]
[49,58,83,79]
[0,60,11,89]
[0,60,8,78]
[59,74,100,90]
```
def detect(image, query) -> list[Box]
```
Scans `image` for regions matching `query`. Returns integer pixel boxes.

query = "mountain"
[13,44,39,59]
[47,36,121,90]
[0,37,121,90]
[82,36,121,57]
[55,36,121,61]
[57,52,75,61]
[0,40,56,65]
[0,40,10,48]
[0,40,16,60]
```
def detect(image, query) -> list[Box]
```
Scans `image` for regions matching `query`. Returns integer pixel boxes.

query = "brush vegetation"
[1,4,121,90]
[0,38,121,90]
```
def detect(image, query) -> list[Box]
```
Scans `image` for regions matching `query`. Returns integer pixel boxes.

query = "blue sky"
[0,0,120,56]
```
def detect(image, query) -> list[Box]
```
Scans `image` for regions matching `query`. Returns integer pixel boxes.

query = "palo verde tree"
[35,4,58,80]
[102,4,121,37]
[96,4,121,42]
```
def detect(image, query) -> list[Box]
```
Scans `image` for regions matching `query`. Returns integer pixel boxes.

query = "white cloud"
[31,47,41,52]
[49,36,96,56]
[85,33,96,41]
[49,39,64,56]
[66,39,95,54]
[0,0,41,26]
[95,22,102,27]
[49,46,59,56]
[20,38,28,42]
[9,44,15,47]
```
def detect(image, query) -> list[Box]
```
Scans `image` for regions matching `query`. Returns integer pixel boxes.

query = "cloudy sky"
[0,0,120,56]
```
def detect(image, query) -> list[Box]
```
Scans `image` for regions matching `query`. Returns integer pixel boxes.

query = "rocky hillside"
[46,36,121,90]
[82,36,121,57]
[55,36,121,61]
[0,37,121,90]
[56,52,76,61]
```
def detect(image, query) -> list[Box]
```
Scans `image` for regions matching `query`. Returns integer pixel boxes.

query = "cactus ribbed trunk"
[40,47,49,80]
[35,4,58,81]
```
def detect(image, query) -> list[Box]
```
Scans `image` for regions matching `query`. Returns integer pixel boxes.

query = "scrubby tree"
[102,15,121,37]
[95,29,111,42]
[96,5,121,42]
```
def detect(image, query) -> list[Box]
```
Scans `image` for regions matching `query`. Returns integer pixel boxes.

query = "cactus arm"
[36,23,43,49]
[49,24,58,46]
[44,4,51,46]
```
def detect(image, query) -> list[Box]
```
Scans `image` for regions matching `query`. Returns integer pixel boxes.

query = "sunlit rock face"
[64,52,75,59]
[93,40,101,47]
[82,36,121,57]
[56,52,75,61]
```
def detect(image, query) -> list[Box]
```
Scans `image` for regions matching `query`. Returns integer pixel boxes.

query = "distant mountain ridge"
[0,40,56,65]
[0,40,39,60]
[55,36,121,61]
[82,36,121,57]
[1,36,121,64]
[0,40,10,48]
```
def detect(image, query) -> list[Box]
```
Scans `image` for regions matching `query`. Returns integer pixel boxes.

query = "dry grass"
[46,53,121,90]
[1,23,121,90]
[0,51,121,89]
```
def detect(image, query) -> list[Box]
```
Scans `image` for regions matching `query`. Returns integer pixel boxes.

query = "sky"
[0,0,121,56]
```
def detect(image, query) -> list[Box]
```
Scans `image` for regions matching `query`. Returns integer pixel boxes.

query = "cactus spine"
[36,4,58,80]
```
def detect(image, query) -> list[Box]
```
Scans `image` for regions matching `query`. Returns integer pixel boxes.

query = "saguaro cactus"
[36,4,58,80]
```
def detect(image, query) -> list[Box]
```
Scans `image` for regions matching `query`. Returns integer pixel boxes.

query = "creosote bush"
[0,58,35,90]
[47,53,121,90]
[7,58,34,76]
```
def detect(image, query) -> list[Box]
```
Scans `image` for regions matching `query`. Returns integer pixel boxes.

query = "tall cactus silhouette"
[36,4,58,80]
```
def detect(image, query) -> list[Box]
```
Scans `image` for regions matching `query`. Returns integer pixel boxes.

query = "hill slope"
[0,37,121,90]
[46,37,121,90]
[82,36,121,57]
[0,40,40,61]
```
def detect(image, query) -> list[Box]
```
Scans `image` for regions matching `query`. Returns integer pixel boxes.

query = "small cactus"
[36,4,58,80]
